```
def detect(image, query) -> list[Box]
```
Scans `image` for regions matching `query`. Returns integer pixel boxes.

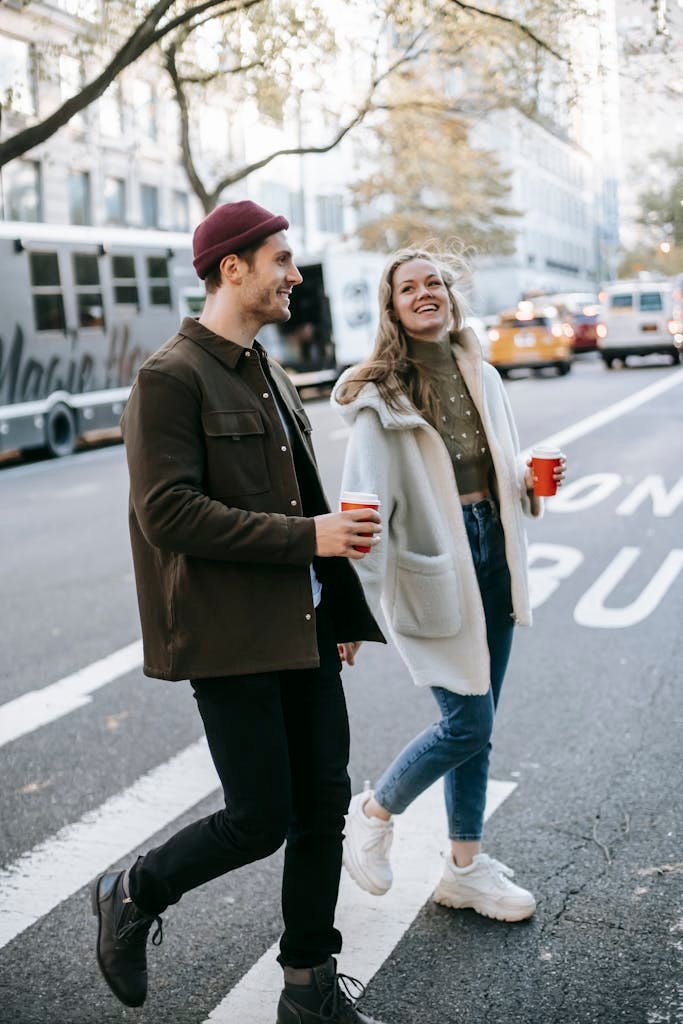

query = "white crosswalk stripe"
[0,701,515,1019]
[0,737,216,949]
[0,640,143,749]
[205,779,516,1023]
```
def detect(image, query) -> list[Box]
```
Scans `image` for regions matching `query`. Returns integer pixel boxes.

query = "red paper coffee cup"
[340,490,380,553]
[531,446,563,497]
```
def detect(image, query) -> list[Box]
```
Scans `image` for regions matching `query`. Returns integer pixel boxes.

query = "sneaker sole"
[342,839,391,897]
[91,874,146,1008]
[432,883,536,922]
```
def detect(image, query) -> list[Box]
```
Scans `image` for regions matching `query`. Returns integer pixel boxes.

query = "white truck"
[181,248,386,390]
[0,221,385,456]
[597,278,683,368]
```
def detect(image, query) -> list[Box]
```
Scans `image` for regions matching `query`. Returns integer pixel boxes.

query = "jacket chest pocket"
[202,409,270,496]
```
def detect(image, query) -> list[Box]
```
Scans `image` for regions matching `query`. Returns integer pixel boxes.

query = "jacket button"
[281,445,287,452]
[305,614,312,621]
[262,392,270,399]
[290,499,297,507]
[244,350,251,358]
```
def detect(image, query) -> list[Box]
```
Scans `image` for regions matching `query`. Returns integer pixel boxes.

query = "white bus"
[0,222,196,457]
[597,279,683,368]
[0,221,385,457]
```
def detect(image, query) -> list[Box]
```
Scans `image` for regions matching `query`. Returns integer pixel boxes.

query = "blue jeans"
[374,498,514,840]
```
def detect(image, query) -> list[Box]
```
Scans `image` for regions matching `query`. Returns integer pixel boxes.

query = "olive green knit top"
[407,335,494,495]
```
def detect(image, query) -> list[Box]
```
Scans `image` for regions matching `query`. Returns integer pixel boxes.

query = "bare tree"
[0,0,266,168]
[0,0,570,172]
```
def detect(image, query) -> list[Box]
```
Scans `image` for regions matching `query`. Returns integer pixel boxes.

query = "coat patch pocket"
[391,550,462,639]
[202,409,270,496]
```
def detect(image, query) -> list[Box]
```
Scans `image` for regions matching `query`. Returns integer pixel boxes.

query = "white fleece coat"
[332,327,542,696]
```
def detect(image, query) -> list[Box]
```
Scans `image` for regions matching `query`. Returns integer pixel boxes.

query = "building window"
[288,190,304,227]
[112,255,139,307]
[72,253,105,328]
[69,171,92,225]
[100,82,125,137]
[3,159,43,221]
[60,55,86,131]
[316,194,344,234]
[171,190,189,231]
[147,255,171,306]
[29,252,66,332]
[0,36,37,116]
[140,184,159,228]
[104,177,126,225]
[133,80,158,141]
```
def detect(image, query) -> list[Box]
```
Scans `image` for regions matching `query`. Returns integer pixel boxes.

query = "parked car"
[534,292,602,353]
[597,280,682,367]
[486,301,574,377]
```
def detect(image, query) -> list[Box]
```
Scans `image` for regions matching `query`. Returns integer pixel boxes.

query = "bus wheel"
[45,403,77,457]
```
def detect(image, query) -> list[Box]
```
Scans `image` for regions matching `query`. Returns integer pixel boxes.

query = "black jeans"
[129,599,351,967]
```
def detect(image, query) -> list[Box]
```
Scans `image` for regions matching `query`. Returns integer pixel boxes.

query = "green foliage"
[620,147,683,276]
[634,146,683,248]
[351,98,519,254]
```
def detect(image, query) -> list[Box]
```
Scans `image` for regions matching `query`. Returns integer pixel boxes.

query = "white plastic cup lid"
[531,446,563,460]
[340,491,380,505]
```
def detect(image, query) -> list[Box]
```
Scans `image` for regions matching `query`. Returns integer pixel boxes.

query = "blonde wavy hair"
[336,245,469,428]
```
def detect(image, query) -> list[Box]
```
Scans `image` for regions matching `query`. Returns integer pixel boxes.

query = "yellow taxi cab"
[487,301,574,377]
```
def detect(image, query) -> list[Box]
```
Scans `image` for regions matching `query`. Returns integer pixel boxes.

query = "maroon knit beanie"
[192,200,289,279]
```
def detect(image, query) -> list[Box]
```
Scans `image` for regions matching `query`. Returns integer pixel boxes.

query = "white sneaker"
[433,853,536,922]
[343,788,394,896]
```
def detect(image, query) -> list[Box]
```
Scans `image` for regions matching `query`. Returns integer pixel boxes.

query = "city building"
[1,0,621,318]
[468,0,621,314]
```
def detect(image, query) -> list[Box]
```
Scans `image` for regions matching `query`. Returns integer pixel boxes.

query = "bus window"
[610,293,632,309]
[112,255,139,307]
[640,292,663,312]
[73,253,105,328]
[147,255,171,307]
[29,251,66,332]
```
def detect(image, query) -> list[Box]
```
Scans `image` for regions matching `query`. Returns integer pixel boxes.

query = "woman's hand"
[338,641,362,666]
[524,454,567,491]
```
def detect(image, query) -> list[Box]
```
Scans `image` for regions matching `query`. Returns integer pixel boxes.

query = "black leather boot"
[91,869,163,1007]
[277,957,387,1023]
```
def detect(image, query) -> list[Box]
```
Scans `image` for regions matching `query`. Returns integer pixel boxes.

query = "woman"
[331,247,566,922]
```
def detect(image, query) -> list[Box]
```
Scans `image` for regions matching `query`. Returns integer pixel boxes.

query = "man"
[91,200,387,1024]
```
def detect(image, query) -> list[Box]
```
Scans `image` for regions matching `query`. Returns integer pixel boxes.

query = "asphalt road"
[1,354,681,1024]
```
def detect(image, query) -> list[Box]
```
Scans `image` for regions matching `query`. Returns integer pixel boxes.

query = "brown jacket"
[121,317,384,681]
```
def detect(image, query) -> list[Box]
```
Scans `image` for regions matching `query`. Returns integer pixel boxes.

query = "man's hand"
[338,641,362,666]
[314,509,381,559]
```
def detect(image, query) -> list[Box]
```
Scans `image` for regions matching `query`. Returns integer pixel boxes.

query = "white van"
[597,279,682,368]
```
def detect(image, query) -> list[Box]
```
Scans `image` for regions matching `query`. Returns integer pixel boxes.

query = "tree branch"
[447,0,567,63]
[146,0,265,46]
[0,0,265,168]
[164,43,212,213]
[180,59,264,86]
[208,106,371,202]
[204,23,433,203]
